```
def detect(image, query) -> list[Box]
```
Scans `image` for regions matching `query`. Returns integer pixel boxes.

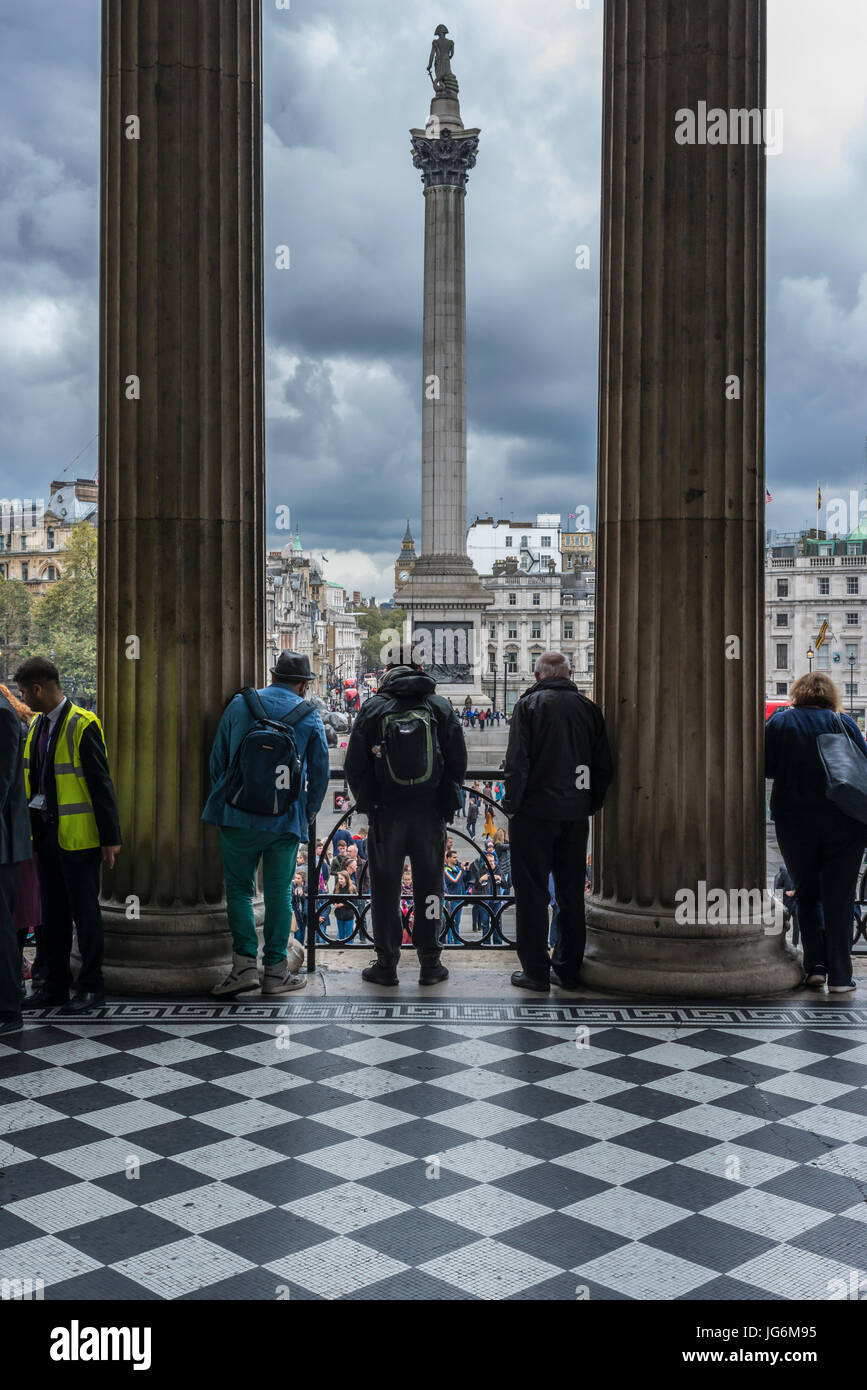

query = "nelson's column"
[399,25,493,702]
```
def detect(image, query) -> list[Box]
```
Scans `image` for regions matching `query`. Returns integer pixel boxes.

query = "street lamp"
[503,656,509,717]
[849,652,856,718]
[807,647,814,673]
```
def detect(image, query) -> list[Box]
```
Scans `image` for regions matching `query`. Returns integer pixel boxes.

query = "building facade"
[0,478,98,594]
[561,529,596,571]
[765,529,867,725]
[467,513,563,576]
[266,535,365,695]
[479,562,595,711]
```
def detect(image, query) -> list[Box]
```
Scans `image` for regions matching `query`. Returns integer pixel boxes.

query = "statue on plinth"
[427,24,458,94]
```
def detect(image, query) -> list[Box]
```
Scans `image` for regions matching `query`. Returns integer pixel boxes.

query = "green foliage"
[356,605,406,670]
[0,577,34,682]
[29,522,98,701]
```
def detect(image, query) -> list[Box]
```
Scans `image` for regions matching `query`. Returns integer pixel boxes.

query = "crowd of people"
[1,649,863,1037]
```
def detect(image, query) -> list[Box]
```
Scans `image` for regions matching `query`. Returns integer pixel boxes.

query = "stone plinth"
[97,0,265,992]
[585,0,799,995]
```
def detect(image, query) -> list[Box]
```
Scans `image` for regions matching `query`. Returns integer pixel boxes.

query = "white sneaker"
[287,940,305,974]
[262,959,307,994]
[828,980,857,994]
[212,952,260,998]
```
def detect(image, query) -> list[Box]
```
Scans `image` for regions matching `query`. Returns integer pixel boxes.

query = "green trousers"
[219,827,300,966]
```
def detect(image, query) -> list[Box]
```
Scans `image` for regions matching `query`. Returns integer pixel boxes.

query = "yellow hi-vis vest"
[23,703,104,851]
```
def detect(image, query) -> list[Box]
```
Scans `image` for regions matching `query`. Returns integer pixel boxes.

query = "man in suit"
[15,657,121,1013]
[0,687,32,1035]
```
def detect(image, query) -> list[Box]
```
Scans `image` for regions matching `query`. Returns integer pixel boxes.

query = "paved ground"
[1,995,865,1301]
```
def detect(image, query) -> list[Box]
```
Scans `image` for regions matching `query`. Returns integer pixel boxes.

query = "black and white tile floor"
[1,1001,866,1301]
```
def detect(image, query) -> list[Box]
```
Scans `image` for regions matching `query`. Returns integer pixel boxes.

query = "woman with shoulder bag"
[766,672,866,993]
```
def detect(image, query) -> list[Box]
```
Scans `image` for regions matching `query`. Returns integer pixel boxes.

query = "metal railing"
[303,771,515,971]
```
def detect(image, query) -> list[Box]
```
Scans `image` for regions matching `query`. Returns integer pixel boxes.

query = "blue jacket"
[765,705,867,820]
[202,684,330,837]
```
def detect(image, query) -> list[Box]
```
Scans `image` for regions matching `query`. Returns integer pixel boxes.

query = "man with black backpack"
[344,660,467,985]
[203,651,330,997]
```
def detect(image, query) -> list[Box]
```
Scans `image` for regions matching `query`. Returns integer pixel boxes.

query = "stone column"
[586,0,799,994]
[97,0,265,992]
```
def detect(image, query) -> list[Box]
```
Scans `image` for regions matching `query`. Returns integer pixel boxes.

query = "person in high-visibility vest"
[14,657,121,1014]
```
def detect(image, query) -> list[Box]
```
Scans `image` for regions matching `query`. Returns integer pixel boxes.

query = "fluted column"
[98,0,264,992]
[586,0,799,994]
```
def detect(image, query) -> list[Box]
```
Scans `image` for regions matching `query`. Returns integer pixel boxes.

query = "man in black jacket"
[503,652,613,991]
[344,661,467,986]
[0,689,32,1036]
[15,658,122,1013]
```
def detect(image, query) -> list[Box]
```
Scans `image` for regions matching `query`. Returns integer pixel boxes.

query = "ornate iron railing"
[303,770,516,971]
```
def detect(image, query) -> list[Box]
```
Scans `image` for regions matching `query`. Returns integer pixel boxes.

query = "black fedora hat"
[270,650,314,681]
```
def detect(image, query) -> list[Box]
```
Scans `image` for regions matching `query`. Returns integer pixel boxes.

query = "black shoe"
[802,970,827,989]
[67,991,105,1014]
[0,1015,23,1037]
[510,970,550,992]
[22,988,69,1011]
[419,962,449,986]
[361,960,399,986]
[551,967,582,990]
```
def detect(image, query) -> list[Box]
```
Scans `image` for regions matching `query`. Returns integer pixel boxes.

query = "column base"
[99,904,236,995]
[584,902,803,997]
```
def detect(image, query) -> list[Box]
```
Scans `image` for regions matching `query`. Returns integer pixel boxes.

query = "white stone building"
[479,563,595,711]
[0,477,98,594]
[265,536,365,694]
[765,529,867,724]
[467,513,563,577]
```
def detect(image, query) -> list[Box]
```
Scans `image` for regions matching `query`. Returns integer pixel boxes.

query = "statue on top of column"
[428,24,458,93]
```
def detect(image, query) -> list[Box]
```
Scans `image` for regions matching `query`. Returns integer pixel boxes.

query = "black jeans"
[366,805,446,967]
[33,819,104,997]
[0,863,23,1017]
[510,813,589,981]
[775,804,864,987]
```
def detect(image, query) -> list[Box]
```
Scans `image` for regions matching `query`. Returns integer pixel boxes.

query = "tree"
[0,578,34,684]
[29,521,98,701]
[356,605,406,671]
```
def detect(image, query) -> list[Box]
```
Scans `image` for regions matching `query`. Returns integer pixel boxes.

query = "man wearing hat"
[203,652,329,996]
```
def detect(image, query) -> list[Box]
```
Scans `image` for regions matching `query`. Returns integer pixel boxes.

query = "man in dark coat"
[503,652,613,991]
[0,688,33,1035]
[344,661,467,986]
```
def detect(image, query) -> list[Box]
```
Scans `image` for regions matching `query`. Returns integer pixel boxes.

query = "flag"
[765,489,773,503]
[815,619,829,650]
[818,484,822,509]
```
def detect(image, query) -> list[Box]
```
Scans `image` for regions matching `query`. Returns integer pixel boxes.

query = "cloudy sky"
[1,0,866,599]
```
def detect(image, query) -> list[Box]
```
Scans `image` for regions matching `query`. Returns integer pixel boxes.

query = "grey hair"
[534,650,570,680]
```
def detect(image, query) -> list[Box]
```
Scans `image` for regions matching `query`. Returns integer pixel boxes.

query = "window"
[587,651,595,674]
[47,527,55,551]
[776,578,788,597]
[775,682,787,695]
[506,652,518,673]
[531,621,542,639]
[848,576,860,595]
[846,613,859,626]
[0,537,4,552]
[541,536,551,548]
[775,613,789,627]
[532,592,540,606]
[775,643,788,669]
[521,536,529,549]
[563,621,574,639]
[817,646,830,669]
[846,644,858,662]
[820,543,832,556]
[505,535,513,548]
[508,592,516,606]
[47,565,56,581]
[846,684,859,698]
[488,623,496,639]
[817,577,829,595]
[488,652,496,673]
[589,622,595,639]
[20,535,27,551]
[507,621,517,639]
[21,562,28,582]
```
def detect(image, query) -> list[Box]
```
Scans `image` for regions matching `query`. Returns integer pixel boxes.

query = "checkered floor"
[1,1002,866,1300]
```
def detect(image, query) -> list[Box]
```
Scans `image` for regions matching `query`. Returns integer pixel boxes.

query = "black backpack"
[224,689,313,817]
[378,700,444,792]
